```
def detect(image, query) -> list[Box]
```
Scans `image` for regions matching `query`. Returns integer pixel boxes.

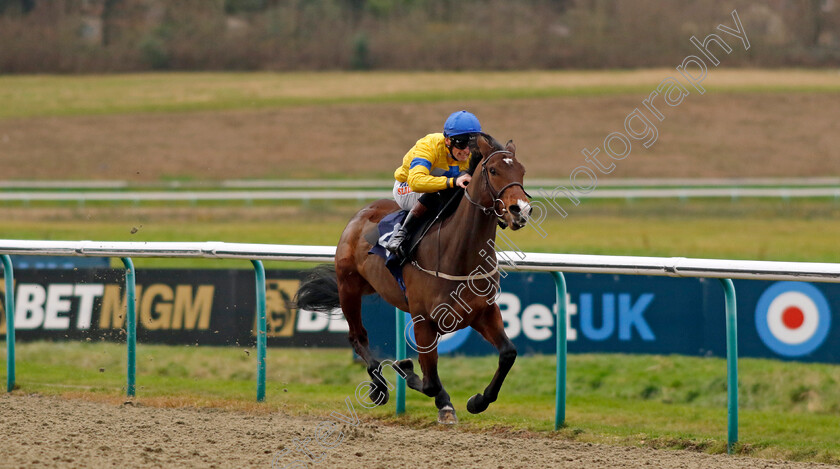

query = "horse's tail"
[294,264,341,313]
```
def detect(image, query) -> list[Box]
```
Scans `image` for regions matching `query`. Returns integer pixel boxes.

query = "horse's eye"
[489,168,497,175]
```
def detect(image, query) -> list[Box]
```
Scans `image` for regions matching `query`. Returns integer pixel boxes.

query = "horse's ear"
[476,133,493,157]
[505,139,516,154]
[468,134,490,175]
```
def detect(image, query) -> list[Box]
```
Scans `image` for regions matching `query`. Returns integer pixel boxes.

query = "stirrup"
[385,229,407,254]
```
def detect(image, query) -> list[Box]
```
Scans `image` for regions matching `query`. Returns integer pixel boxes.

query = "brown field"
[2,92,839,181]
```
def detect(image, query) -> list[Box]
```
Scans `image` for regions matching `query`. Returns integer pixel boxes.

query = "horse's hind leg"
[466,305,517,414]
[434,388,457,424]
[336,267,389,406]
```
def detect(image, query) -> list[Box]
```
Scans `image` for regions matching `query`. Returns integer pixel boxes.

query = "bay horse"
[296,133,531,424]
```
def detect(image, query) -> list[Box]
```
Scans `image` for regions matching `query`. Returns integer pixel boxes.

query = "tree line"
[0,0,837,73]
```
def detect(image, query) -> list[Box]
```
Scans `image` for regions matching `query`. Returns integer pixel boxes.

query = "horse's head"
[468,133,531,230]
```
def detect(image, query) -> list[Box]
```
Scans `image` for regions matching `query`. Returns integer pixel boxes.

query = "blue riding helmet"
[443,110,481,137]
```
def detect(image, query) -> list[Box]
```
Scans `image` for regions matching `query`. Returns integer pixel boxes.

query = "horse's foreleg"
[467,306,517,414]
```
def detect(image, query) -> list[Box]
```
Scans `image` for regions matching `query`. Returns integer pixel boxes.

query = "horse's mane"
[467,132,504,175]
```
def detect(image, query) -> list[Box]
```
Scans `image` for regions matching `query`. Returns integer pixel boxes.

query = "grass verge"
[1,198,839,268]
[1,69,838,119]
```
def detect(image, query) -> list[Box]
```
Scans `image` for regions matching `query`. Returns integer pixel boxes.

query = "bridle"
[411,148,529,281]
[463,150,529,219]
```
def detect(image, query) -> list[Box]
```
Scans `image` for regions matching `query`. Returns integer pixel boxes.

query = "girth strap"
[410,260,498,281]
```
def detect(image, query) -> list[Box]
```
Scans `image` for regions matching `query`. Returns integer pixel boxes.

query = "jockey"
[385,110,480,258]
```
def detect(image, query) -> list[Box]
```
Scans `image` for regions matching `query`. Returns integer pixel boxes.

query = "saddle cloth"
[367,210,410,291]
[367,189,465,292]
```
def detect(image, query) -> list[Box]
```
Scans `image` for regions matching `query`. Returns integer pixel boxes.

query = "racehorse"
[296,133,531,424]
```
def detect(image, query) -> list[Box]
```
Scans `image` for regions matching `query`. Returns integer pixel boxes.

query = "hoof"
[437,406,458,425]
[396,359,414,374]
[369,384,389,406]
[466,393,489,414]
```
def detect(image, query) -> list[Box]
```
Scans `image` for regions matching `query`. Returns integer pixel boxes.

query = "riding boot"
[385,202,429,257]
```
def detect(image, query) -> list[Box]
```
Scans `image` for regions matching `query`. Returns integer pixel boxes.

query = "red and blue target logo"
[755,282,831,357]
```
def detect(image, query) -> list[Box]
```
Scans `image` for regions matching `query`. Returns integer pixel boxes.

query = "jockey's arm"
[407,161,457,192]
[405,141,459,193]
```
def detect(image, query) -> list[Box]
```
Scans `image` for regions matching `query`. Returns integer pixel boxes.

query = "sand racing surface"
[0,394,835,469]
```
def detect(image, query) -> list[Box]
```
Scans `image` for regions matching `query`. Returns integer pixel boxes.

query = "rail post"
[550,272,567,430]
[2,255,15,392]
[121,257,136,398]
[395,308,407,415]
[719,278,739,453]
[252,260,267,402]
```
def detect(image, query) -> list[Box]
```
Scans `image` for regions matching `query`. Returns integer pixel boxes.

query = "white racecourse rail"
[2,240,840,282]
[3,239,840,454]
[2,187,840,203]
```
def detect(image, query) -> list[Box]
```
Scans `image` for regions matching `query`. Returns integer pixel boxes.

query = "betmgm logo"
[1,281,214,333]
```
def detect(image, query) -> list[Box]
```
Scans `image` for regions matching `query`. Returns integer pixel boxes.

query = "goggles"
[449,135,471,150]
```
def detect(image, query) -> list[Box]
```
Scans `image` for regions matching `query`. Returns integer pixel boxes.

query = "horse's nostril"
[509,204,521,214]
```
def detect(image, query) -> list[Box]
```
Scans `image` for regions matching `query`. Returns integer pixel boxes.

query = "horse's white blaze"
[516,199,531,218]
[503,158,513,165]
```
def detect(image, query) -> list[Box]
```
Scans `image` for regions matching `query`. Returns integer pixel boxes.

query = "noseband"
[464,150,529,218]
